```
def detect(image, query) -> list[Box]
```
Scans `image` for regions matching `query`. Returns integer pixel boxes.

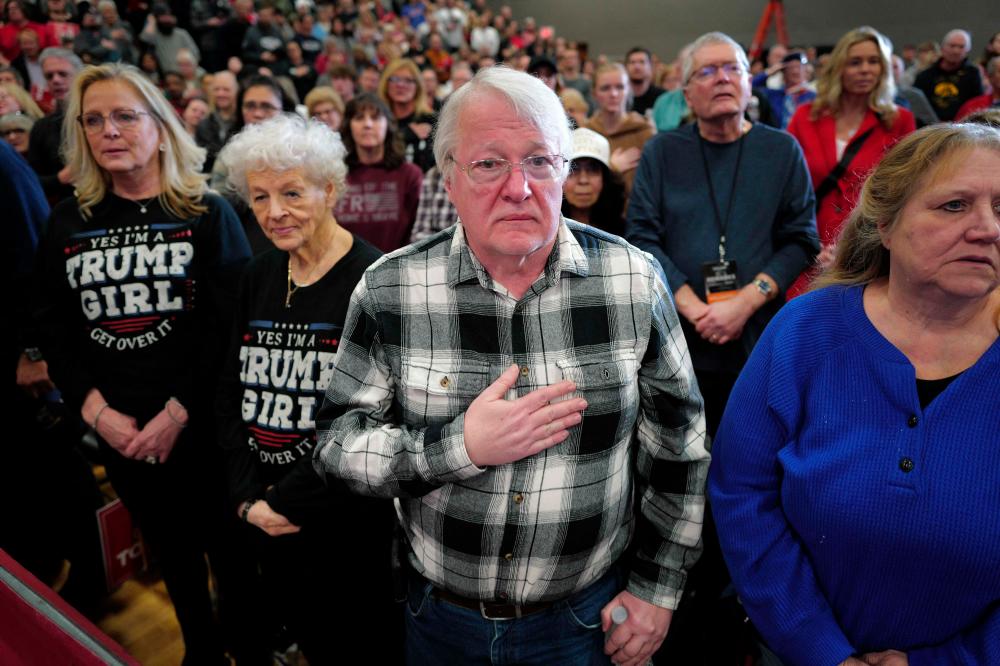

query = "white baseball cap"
[570,128,610,169]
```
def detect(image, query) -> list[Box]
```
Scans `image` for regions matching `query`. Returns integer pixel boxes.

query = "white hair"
[175,48,196,66]
[682,32,749,84]
[433,65,572,182]
[218,113,348,202]
[943,29,972,49]
[39,47,83,72]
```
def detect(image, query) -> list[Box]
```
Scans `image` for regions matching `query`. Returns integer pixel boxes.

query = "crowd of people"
[4,1,1000,665]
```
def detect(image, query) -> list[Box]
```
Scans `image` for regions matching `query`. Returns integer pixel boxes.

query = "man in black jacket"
[26,47,82,204]
[914,29,983,121]
[194,69,239,173]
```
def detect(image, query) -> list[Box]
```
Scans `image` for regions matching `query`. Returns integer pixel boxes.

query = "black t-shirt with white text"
[35,192,250,424]
[217,237,381,517]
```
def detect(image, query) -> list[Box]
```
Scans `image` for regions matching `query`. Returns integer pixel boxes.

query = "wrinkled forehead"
[213,74,238,91]
[914,145,999,193]
[42,57,73,73]
[455,93,555,155]
[692,42,743,68]
[944,31,969,48]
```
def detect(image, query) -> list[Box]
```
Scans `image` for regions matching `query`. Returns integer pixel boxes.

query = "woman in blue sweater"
[709,122,1000,666]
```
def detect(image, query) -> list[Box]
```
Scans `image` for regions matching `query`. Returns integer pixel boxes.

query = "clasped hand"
[97,406,184,464]
[693,295,754,345]
[674,284,752,346]
[463,364,587,467]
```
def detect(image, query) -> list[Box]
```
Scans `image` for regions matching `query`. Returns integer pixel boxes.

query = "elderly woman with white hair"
[215,113,399,664]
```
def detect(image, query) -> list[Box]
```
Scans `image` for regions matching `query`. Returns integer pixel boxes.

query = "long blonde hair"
[810,26,898,129]
[377,58,433,117]
[63,63,208,220]
[0,82,44,119]
[815,123,1000,289]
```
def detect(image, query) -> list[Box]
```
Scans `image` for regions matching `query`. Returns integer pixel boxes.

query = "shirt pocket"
[556,350,640,455]
[399,358,491,427]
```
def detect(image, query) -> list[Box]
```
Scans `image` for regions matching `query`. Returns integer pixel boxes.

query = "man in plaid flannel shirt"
[408,165,458,243]
[312,66,708,666]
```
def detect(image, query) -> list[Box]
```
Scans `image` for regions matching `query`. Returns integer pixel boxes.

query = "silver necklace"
[134,196,157,214]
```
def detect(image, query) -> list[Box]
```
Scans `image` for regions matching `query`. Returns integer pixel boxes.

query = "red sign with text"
[96,499,145,591]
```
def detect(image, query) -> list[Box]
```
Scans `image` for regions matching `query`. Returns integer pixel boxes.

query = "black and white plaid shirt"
[314,219,708,609]
[409,166,459,243]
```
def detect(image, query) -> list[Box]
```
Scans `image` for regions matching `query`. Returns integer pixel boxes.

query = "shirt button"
[513,493,524,504]
[504,553,513,561]
[520,365,529,377]
[899,457,914,473]
[907,415,918,428]
[439,376,450,388]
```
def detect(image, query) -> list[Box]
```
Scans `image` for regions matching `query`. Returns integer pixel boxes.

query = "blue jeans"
[405,568,620,666]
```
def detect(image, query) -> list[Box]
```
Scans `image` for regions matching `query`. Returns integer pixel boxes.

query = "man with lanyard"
[626,31,817,662]
[301,65,710,666]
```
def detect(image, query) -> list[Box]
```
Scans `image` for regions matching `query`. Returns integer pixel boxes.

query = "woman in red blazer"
[787,26,914,298]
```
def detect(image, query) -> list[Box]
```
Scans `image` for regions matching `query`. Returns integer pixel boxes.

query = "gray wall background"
[500,1,1000,62]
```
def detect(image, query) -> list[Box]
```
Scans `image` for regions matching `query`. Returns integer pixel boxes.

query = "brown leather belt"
[431,586,556,620]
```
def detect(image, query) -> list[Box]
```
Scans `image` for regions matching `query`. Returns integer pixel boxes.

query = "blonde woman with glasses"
[378,57,437,171]
[31,63,268,664]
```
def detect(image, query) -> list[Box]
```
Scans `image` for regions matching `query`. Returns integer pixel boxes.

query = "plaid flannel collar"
[446,218,591,293]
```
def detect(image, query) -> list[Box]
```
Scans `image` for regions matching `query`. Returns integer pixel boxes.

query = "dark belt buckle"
[479,601,520,620]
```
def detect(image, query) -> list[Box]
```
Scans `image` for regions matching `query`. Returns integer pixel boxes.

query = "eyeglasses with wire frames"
[242,100,280,113]
[454,154,568,184]
[687,62,745,85]
[78,108,152,134]
[387,75,418,86]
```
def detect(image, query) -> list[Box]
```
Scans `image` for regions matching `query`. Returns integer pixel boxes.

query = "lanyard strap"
[697,124,746,261]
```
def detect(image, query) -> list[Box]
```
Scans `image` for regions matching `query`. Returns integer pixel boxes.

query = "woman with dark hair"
[284,41,318,103]
[979,30,1000,68]
[561,127,626,237]
[181,96,208,136]
[0,0,52,63]
[231,73,297,134]
[137,48,163,86]
[334,92,422,252]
